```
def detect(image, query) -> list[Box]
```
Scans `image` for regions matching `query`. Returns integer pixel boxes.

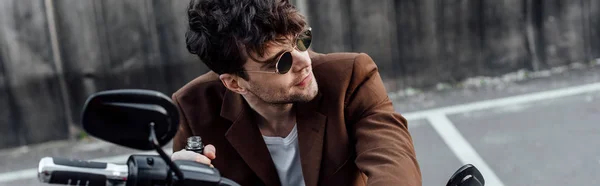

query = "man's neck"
[245,98,296,137]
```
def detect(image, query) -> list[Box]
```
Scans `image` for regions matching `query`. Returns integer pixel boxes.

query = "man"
[170,0,422,185]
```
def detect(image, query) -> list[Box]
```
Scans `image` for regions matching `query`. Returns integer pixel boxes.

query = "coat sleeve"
[344,53,422,186]
[171,93,193,153]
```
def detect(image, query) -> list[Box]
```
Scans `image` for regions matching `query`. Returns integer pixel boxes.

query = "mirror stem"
[149,122,184,181]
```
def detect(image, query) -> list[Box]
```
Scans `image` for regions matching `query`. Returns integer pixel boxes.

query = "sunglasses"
[244,27,312,74]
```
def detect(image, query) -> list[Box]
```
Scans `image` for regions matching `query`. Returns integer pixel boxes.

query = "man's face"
[238,41,319,105]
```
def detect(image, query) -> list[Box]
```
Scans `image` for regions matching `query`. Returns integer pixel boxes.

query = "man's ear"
[219,74,247,94]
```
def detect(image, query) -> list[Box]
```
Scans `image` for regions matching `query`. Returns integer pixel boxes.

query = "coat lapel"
[221,90,281,186]
[296,92,327,186]
[220,81,327,186]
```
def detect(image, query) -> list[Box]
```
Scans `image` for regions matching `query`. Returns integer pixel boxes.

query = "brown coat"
[171,51,422,186]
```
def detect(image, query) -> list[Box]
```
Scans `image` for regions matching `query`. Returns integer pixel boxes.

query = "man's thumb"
[203,144,216,160]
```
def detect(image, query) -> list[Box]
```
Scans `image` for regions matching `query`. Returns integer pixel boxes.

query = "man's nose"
[290,50,311,73]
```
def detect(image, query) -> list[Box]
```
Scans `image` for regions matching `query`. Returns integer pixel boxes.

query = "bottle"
[185,136,205,154]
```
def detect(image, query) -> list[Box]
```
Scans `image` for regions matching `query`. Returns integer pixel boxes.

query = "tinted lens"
[297,30,312,51]
[276,52,293,74]
[297,38,311,51]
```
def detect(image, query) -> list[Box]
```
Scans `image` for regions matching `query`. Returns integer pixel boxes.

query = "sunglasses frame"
[244,27,312,75]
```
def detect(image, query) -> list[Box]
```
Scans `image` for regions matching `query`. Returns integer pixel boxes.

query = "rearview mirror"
[446,164,485,186]
[81,89,180,150]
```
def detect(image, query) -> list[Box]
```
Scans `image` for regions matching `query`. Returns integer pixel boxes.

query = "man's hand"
[171,144,217,167]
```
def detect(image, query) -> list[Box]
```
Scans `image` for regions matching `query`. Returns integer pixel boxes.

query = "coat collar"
[219,83,327,186]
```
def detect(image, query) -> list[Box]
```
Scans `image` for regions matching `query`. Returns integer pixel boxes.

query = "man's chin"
[264,84,319,104]
[294,87,319,103]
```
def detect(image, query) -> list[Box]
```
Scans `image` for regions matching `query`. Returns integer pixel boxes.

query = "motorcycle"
[36,89,485,186]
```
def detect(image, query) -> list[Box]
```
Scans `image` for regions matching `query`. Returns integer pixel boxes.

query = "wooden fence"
[0,0,598,149]
[307,0,600,90]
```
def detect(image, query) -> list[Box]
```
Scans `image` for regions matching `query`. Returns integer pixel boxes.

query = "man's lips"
[295,73,312,86]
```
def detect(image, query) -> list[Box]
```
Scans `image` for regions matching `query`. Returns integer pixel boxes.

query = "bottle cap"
[185,136,204,153]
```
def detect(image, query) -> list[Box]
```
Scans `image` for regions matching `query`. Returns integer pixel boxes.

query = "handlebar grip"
[52,157,107,169]
[48,171,107,186]
[38,157,128,186]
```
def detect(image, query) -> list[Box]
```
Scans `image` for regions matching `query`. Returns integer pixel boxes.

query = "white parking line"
[0,150,172,183]
[0,169,38,184]
[427,113,505,186]
[3,82,600,184]
[403,82,600,120]
[400,82,600,186]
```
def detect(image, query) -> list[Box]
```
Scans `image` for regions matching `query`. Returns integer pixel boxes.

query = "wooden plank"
[395,0,529,89]
[480,0,530,75]
[435,0,486,83]
[432,0,530,84]
[52,0,209,127]
[0,0,68,148]
[588,0,600,59]
[306,0,353,53]
[52,0,108,127]
[525,0,545,71]
[394,0,442,89]
[0,15,20,148]
[539,0,587,67]
[150,0,208,93]
[97,0,169,92]
[349,0,400,91]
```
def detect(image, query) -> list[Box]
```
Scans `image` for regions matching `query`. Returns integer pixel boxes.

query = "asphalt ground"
[398,64,600,186]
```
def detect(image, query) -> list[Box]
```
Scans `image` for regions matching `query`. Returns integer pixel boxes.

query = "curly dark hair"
[185,0,308,80]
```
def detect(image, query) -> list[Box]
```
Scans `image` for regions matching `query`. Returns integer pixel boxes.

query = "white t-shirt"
[262,124,306,186]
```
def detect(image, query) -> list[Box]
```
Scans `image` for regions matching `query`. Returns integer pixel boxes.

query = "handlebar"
[38,155,482,186]
[38,155,240,186]
[38,157,127,186]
